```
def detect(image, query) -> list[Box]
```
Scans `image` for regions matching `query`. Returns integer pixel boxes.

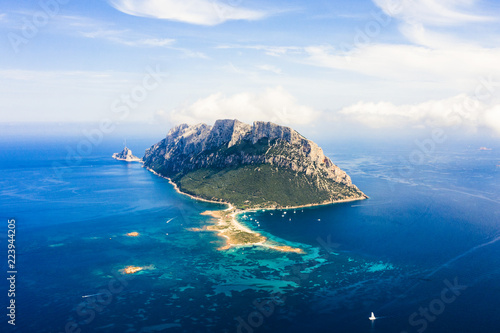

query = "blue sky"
[1,0,500,137]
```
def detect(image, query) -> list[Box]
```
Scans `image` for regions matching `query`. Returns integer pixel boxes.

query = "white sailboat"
[369,312,376,321]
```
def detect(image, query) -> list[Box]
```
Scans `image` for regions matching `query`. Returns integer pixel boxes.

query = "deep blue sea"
[1,133,499,333]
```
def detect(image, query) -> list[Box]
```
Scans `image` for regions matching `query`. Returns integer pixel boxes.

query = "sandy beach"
[145,166,366,253]
[199,207,305,253]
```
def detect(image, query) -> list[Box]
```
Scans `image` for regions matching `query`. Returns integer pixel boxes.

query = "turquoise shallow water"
[0,136,499,333]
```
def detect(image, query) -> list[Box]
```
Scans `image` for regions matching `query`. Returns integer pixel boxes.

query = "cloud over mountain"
[161,86,321,126]
[339,94,500,135]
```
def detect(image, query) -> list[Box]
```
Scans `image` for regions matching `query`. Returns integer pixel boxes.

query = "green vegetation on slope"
[173,164,364,209]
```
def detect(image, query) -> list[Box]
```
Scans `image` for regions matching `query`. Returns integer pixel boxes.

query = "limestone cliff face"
[143,119,363,194]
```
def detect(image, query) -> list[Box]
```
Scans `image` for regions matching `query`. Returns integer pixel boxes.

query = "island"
[120,265,155,275]
[112,147,142,162]
[141,119,367,253]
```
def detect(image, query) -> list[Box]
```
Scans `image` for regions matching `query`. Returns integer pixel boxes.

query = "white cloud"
[220,33,500,88]
[256,64,282,75]
[108,0,268,25]
[373,0,493,26]
[305,43,500,84]
[51,15,177,48]
[217,44,302,57]
[169,47,208,59]
[338,94,500,134]
[373,0,496,49]
[302,0,500,85]
[164,86,321,126]
[79,25,206,56]
[79,28,175,47]
[484,105,500,134]
[319,0,498,84]
[138,38,176,47]
[94,33,175,47]
[214,2,499,96]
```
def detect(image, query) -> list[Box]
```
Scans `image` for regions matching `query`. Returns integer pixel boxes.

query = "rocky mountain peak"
[251,121,302,144]
[142,119,366,208]
[164,119,305,150]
